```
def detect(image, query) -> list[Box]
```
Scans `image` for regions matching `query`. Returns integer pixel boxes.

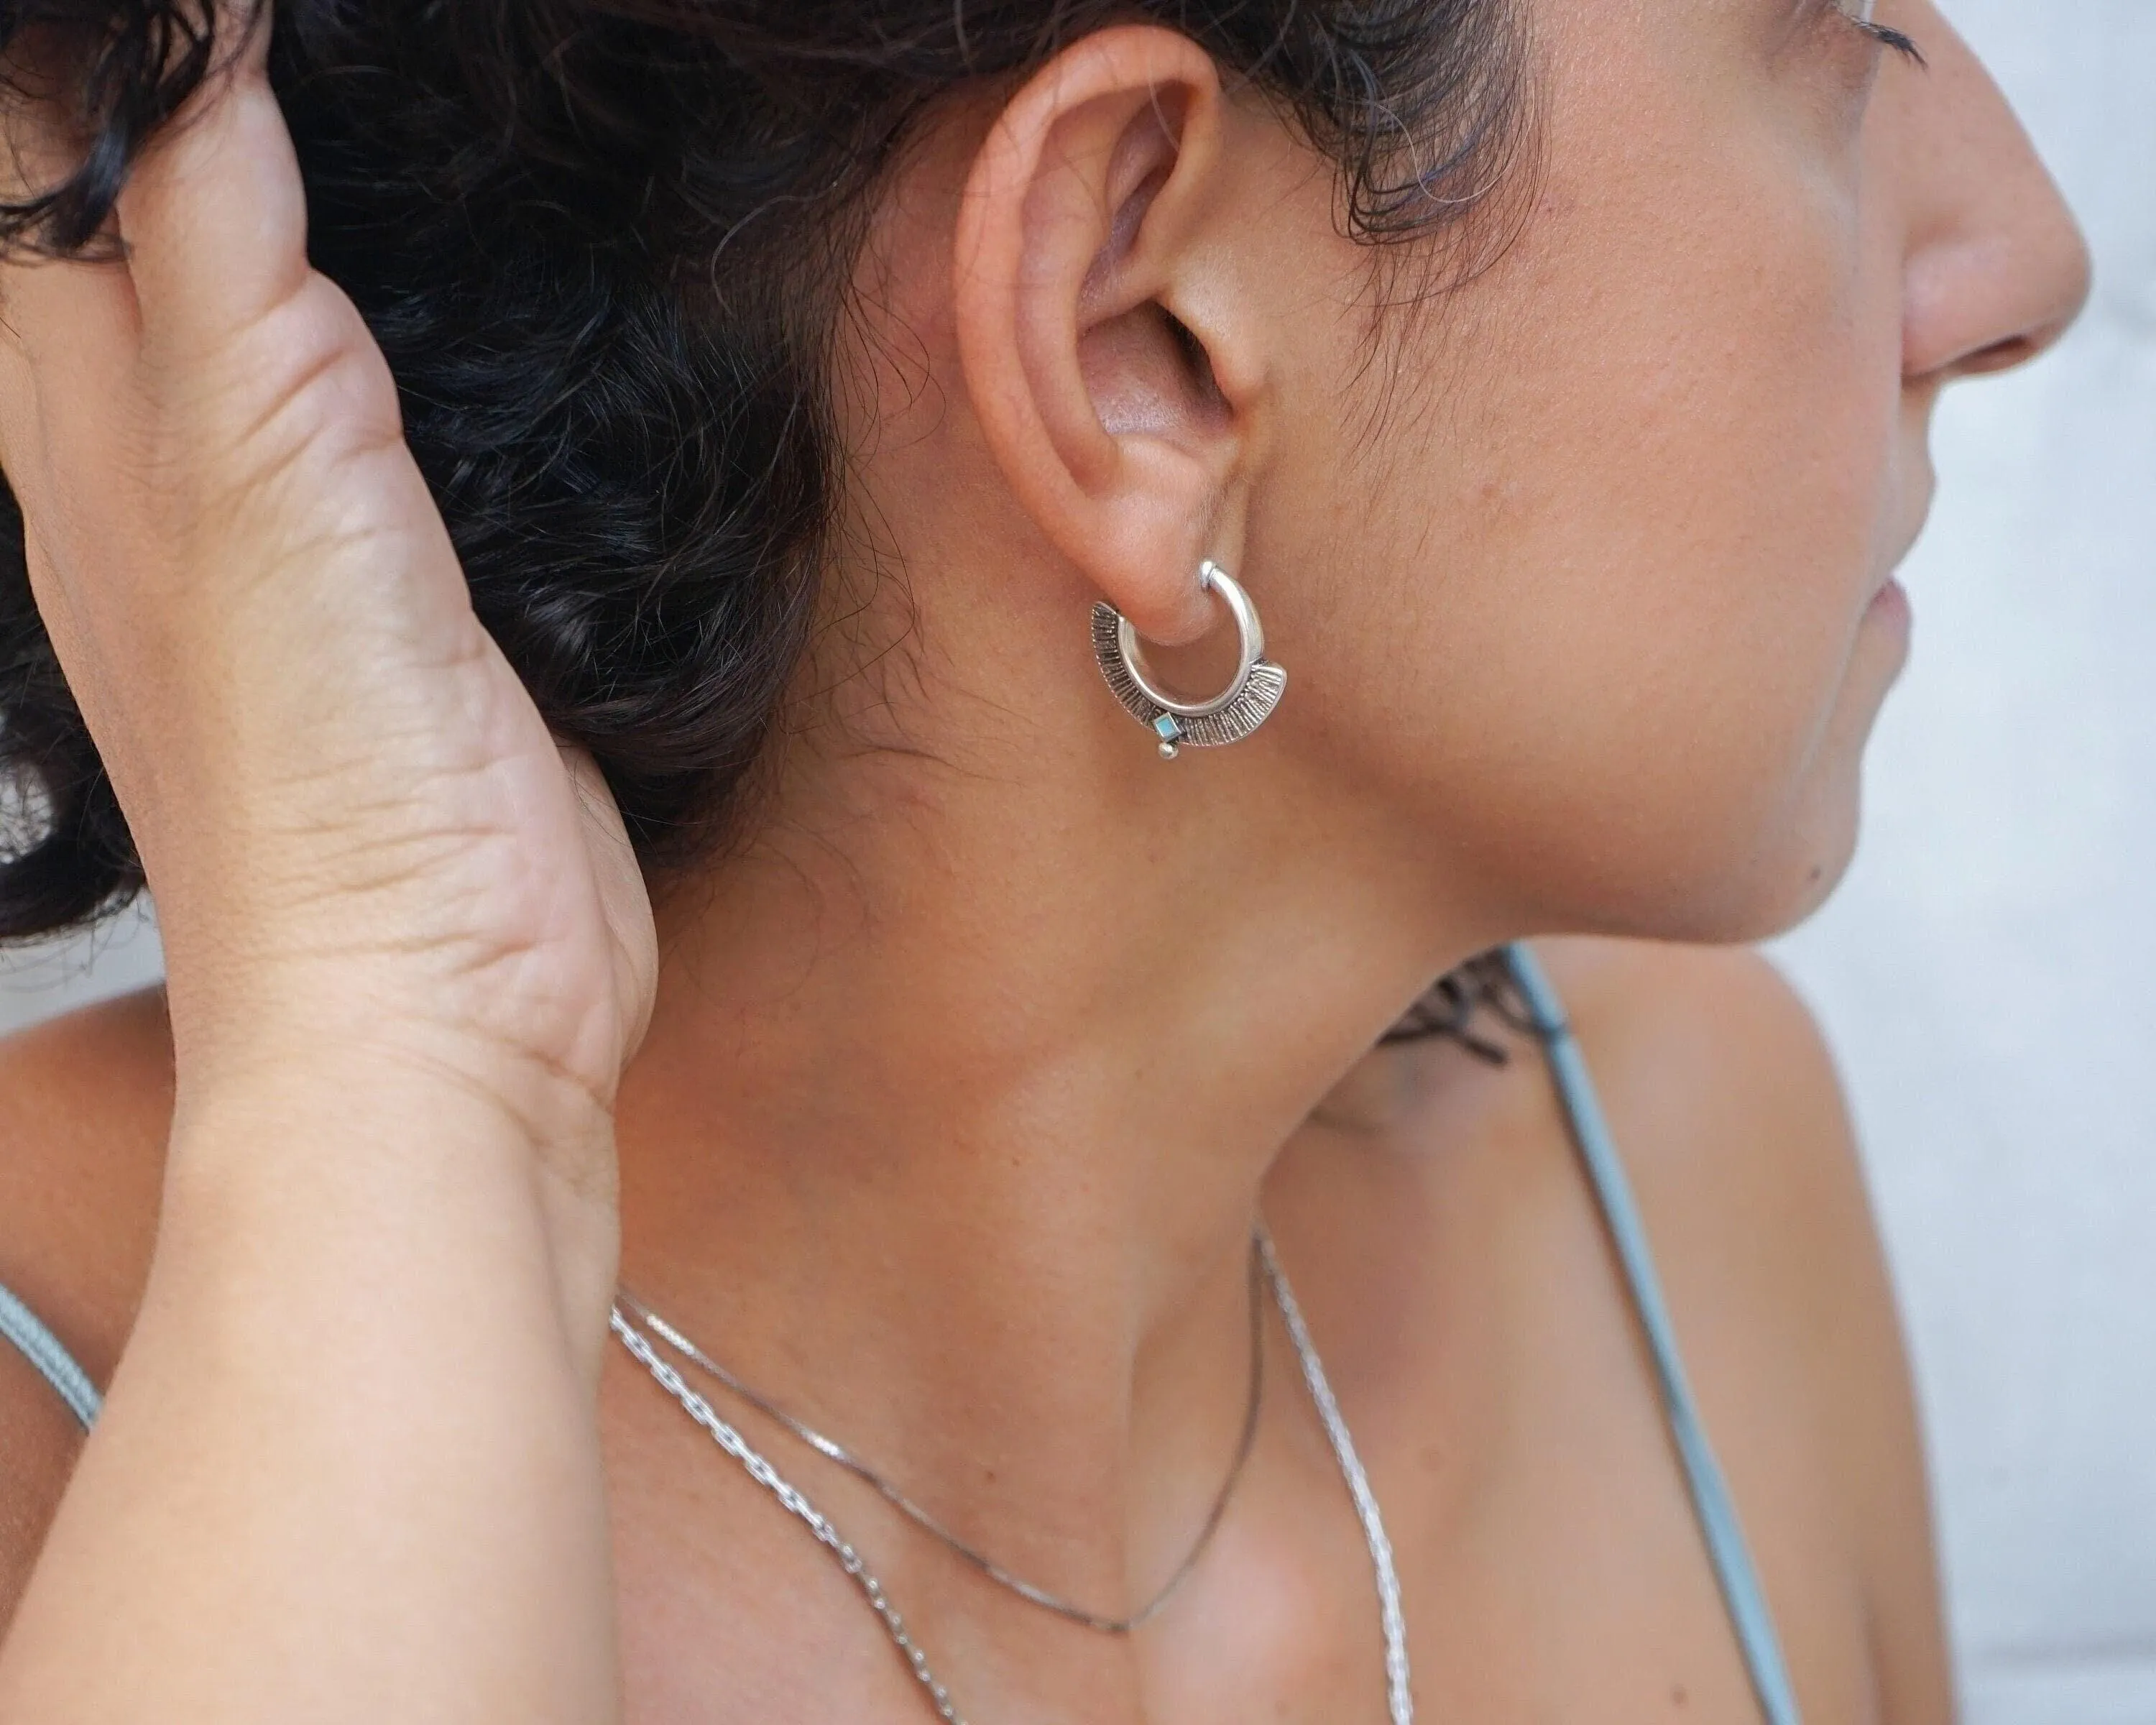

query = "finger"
[0,47,147,405]
[0,250,143,409]
[111,1,310,357]
[0,252,142,528]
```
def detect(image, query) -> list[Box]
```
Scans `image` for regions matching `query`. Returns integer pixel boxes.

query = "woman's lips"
[1865,483,1932,618]
[1866,571,1912,635]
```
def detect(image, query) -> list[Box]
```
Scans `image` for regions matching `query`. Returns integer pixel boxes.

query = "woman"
[0,0,2088,1717]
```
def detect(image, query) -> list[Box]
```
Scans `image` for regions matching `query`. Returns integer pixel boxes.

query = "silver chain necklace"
[614,1241,1265,1636]
[611,1227,1413,1725]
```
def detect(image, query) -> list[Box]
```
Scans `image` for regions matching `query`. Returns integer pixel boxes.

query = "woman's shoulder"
[0,985,175,1365]
[1534,934,1868,1265]
[1527,936,1920,1476]
[1292,937,1949,1719]
[1519,937,1952,1719]
[0,986,175,1619]
[1348,934,1877,1273]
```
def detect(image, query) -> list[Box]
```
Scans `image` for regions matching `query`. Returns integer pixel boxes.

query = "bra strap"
[1503,942,1802,1725]
[0,1279,101,1430]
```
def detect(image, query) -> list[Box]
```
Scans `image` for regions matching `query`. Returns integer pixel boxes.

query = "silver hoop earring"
[1091,562,1287,760]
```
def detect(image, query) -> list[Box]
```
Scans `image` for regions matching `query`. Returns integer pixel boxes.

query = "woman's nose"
[1894,4,2093,386]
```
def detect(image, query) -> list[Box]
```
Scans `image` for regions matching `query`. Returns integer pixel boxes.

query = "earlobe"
[952,26,1259,649]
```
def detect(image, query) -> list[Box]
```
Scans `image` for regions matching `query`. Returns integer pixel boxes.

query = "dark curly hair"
[0,0,1531,1037]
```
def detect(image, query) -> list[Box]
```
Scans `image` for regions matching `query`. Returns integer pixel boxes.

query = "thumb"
[114,1,310,360]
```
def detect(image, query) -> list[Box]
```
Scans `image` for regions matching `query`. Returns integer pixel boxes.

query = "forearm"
[0,1070,621,1724]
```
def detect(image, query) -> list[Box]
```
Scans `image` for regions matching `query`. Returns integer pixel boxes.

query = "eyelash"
[1838,3,1928,65]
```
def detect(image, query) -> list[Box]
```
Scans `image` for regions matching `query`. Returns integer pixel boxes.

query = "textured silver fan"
[1090,566,1287,759]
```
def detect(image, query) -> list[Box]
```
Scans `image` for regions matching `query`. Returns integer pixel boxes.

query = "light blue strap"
[0,1280,101,1430]
[1503,942,1802,1725]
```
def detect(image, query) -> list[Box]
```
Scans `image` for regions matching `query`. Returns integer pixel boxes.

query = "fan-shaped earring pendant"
[1091,561,1287,760]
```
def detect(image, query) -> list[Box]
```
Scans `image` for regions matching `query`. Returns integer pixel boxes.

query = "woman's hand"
[0,15,655,1274]
[0,16,648,1721]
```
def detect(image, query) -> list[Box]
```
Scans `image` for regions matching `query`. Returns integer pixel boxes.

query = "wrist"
[161,1046,621,1370]
[163,949,622,1165]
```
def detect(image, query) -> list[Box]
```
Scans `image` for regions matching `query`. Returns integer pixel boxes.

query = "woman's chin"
[1731,778,1871,942]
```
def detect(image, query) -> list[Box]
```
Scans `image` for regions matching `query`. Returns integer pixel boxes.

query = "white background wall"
[1,4,2149,1718]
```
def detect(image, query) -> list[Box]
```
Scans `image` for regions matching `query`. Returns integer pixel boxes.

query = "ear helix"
[1091,561,1286,759]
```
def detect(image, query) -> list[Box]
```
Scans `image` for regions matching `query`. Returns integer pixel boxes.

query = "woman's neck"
[612,731,1485,1612]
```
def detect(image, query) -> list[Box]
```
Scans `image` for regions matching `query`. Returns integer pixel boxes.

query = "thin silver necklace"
[614,1239,1265,1637]
[611,1227,1413,1725]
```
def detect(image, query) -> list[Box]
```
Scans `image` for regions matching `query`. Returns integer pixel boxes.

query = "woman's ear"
[952,26,1262,648]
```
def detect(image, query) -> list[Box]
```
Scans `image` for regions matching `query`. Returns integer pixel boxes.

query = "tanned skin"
[0,0,2082,1717]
